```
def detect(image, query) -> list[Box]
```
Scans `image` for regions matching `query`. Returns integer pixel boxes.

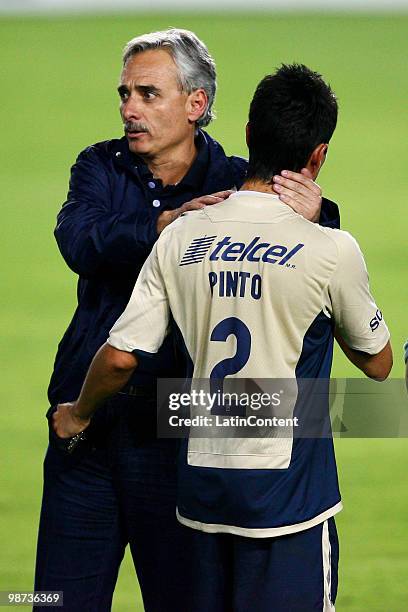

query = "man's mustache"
[124,121,150,134]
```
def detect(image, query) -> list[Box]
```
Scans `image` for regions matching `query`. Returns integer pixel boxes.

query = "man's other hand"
[157,190,234,234]
[52,402,90,439]
[272,169,322,222]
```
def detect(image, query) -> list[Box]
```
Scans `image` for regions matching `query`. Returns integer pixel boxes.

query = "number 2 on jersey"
[209,317,251,414]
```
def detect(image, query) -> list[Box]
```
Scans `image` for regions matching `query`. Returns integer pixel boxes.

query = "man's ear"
[246,122,250,147]
[305,143,328,180]
[187,89,208,124]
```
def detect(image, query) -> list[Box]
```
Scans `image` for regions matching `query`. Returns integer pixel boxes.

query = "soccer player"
[53,64,392,610]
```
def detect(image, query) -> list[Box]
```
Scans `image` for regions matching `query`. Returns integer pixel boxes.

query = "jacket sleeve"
[320,197,340,229]
[54,146,161,277]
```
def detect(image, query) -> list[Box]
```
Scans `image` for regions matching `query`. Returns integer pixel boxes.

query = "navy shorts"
[189,518,339,612]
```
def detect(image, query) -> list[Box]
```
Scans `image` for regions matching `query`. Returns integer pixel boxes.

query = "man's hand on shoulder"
[272,168,322,222]
[52,402,90,439]
[157,190,234,234]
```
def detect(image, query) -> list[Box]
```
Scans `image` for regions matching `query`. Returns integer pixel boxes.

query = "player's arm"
[328,231,392,381]
[53,344,138,437]
[335,332,392,382]
[53,238,171,438]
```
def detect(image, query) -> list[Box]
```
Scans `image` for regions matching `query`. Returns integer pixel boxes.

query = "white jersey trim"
[322,519,335,611]
[187,448,292,469]
[232,190,280,200]
[176,501,343,539]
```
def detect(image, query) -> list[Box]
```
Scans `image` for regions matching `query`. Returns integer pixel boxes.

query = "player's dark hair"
[246,63,338,182]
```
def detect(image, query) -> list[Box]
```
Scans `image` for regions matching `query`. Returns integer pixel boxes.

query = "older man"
[34,29,340,611]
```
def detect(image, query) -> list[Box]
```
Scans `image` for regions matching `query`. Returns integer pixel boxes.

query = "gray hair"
[123,28,216,128]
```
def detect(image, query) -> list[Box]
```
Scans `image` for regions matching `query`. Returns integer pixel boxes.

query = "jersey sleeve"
[328,231,390,355]
[107,240,170,354]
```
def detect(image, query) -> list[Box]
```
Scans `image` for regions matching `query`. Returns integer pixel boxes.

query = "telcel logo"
[209,236,304,265]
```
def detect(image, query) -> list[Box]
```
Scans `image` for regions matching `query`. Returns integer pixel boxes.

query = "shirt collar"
[232,190,280,201]
[131,130,209,191]
[179,130,209,188]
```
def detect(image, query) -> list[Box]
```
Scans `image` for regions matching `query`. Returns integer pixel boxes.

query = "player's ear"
[306,143,328,180]
[187,89,208,124]
[245,122,250,147]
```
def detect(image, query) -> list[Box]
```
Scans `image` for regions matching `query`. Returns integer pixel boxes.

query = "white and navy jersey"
[109,191,390,537]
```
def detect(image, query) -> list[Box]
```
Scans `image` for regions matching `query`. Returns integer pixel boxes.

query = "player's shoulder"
[164,207,210,231]
[156,210,213,268]
[159,209,211,246]
[318,226,361,249]
[315,225,364,263]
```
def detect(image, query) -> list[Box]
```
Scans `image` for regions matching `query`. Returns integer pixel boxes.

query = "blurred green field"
[1,11,407,611]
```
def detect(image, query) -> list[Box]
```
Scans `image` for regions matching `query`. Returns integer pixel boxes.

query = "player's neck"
[240,179,279,197]
[144,136,197,187]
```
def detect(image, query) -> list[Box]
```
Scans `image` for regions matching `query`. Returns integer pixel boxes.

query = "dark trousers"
[34,396,193,612]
